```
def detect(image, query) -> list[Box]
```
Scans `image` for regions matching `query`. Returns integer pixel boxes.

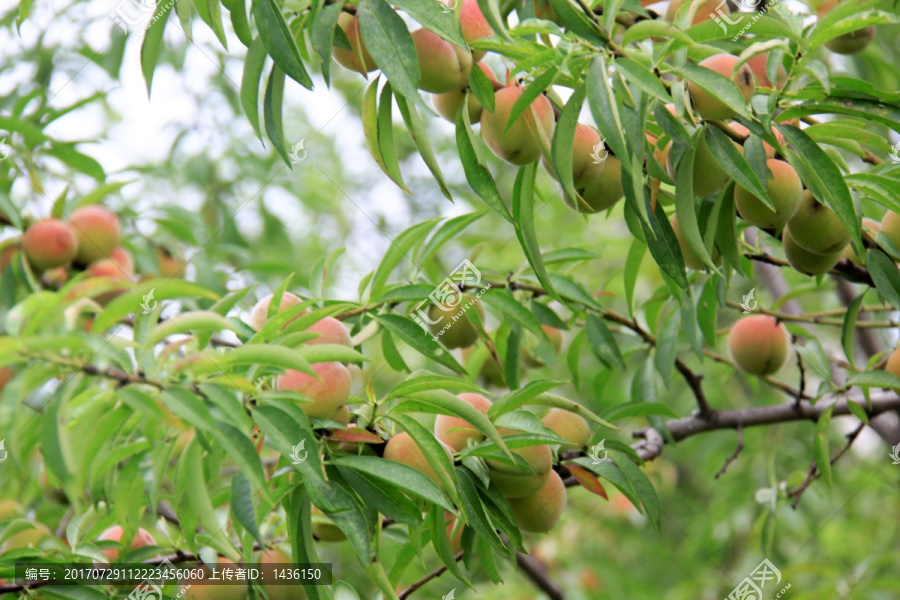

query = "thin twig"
[397,552,464,600]
[788,422,866,509]
[714,425,744,479]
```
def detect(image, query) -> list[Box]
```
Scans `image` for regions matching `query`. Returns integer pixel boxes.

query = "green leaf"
[616,58,671,104]
[225,0,252,46]
[311,2,343,86]
[140,0,174,94]
[264,65,290,165]
[417,212,485,266]
[241,37,267,141]
[677,64,751,120]
[231,473,265,546]
[455,105,512,222]
[358,0,427,111]
[480,288,547,339]
[841,290,866,369]
[505,67,557,135]
[601,401,679,421]
[46,145,104,181]
[146,310,238,346]
[814,405,834,487]
[336,467,423,525]
[778,124,862,256]
[550,84,585,206]
[585,314,626,370]
[375,314,467,374]
[389,413,458,501]
[546,0,605,44]
[252,0,314,88]
[512,164,559,301]
[468,65,495,112]
[866,249,900,310]
[587,55,629,165]
[386,374,487,399]
[369,218,439,301]
[704,125,770,206]
[622,19,694,44]
[455,467,507,552]
[392,0,468,48]
[674,134,717,270]
[846,370,900,391]
[332,455,455,511]
[206,0,228,47]
[396,93,452,200]
[427,504,468,582]
[617,456,661,531]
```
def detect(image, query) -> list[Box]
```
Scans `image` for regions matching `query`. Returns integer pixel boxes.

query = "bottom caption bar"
[14,563,333,586]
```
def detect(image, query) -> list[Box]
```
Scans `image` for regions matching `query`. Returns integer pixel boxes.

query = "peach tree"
[1,0,900,597]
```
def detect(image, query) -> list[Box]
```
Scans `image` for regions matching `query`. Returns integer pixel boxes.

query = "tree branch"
[516,551,565,600]
[788,422,866,508]
[397,552,464,600]
[714,425,744,479]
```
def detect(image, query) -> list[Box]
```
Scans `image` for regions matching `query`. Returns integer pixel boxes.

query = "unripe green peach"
[671,214,721,270]
[157,246,186,278]
[249,292,304,332]
[97,525,156,563]
[427,296,484,349]
[508,470,566,533]
[333,13,376,73]
[1,523,52,552]
[786,190,850,254]
[68,205,121,264]
[729,122,785,159]
[462,345,505,386]
[481,86,555,166]
[541,409,590,449]
[276,362,351,420]
[333,404,351,426]
[305,317,352,347]
[687,54,755,121]
[664,0,729,25]
[665,135,730,197]
[745,53,787,89]
[486,429,552,498]
[433,62,498,124]
[312,508,346,542]
[782,227,843,276]
[383,432,452,486]
[178,558,248,600]
[22,219,78,271]
[411,28,472,94]
[434,392,492,452]
[545,124,624,212]
[734,159,803,229]
[257,548,307,600]
[818,0,875,54]
[728,315,790,376]
[0,499,22,522]
[459,0,493,60]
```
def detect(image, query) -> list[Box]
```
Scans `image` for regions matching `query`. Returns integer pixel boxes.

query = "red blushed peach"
[276,361,351,419]
[459,0,493,60]
[481,86,555,166]
[434,392,492,452]
[68,205,121,264]
[305,317,352,347]
[97,525,156,563]
[22,219,78,271]
[728,315,790,376]
[249,292,305,332]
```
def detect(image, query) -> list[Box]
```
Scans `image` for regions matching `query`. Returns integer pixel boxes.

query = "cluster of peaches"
[2,204,185,301]
[249,292,589,536]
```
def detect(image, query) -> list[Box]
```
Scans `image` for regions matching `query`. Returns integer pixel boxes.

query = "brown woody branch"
[397,552,465,600]
[787,422,866,508]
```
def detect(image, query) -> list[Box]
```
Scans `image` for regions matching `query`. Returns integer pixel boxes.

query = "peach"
[671,214,720,270]
[734,159,803,229]
[508,470,566,533]
[459,0,493,60]
[481,86,555,166]
[541,409,591,449]
[257,548,305,600]
[687,54,755,121]
[818,0,875,54]
[333,13,376,73]
[305,317,351,347]
[729,122,785,159]
[745,53,787,89]
[434,392,492,452]
[97,525,156,563]
[22,218,78,271]
[157,246,186,278]
[68,205,120,264]
[276,361,351,420]
[411,28,472,94]
[178,558,248,600]
[383,432,452,487]
[664,0,729,26]
[782,227,843,276]
[486,428,552,498]
[427,296,484,349]
[249,292,304,332]
[109,247,135,276]
[786,190,850,254]
[433,62,498,124]
[728,315,790,376]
